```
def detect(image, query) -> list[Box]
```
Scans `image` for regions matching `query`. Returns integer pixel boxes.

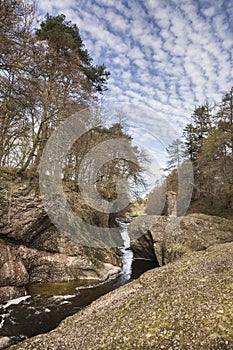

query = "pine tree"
[165,138,185,171]
[183,103,212,164]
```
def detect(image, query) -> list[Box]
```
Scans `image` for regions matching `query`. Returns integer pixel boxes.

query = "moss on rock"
[9,242,233,350]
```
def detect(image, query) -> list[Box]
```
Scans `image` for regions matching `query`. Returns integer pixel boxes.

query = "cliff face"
[0,176,121,303]
[9,241,233,350]
[129,213,233,266]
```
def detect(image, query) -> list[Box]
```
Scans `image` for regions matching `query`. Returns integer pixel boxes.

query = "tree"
[183,103,213,200]
[183,103,212,164]
[182,89,233,210]
[63,122,146,203]
[0,3,149,228]
[197,88,233,208]
[35,14,110,94]
[18,13,110,172]
[183,123,198,163]
[165,138,185,171]
[216,87,233,156]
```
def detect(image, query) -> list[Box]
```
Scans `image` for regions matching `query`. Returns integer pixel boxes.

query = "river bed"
[0,225,155,346]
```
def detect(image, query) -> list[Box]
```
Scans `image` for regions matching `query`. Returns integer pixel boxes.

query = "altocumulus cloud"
[38,0,233,186]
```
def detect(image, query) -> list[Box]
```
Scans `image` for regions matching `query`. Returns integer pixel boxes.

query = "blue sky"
[37,0,233,188]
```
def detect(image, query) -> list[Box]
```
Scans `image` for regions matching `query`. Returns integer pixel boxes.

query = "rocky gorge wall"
[0,175,121,304]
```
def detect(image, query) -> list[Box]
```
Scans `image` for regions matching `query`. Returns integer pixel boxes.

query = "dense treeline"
[0,0,145,202]
[146,87,233,217]
[184,91,233,210]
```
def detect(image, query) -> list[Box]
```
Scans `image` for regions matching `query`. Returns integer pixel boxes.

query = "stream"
[0,223,155,346]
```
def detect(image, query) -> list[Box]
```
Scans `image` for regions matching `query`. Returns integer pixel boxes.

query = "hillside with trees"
[146,87,233,219]
[0,0,145,211]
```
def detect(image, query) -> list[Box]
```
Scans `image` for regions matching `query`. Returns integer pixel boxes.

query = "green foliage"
[85,63,110,92]
[36,14,110,92]
[36,14,89,59]
[183,103,212,163]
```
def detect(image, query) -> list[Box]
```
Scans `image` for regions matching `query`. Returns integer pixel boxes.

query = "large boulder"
[129,213,233,266]
[13,245,120,283]
[9,242,233,349]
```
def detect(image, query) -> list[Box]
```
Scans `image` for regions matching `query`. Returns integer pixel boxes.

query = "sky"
[37,0,233,189]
